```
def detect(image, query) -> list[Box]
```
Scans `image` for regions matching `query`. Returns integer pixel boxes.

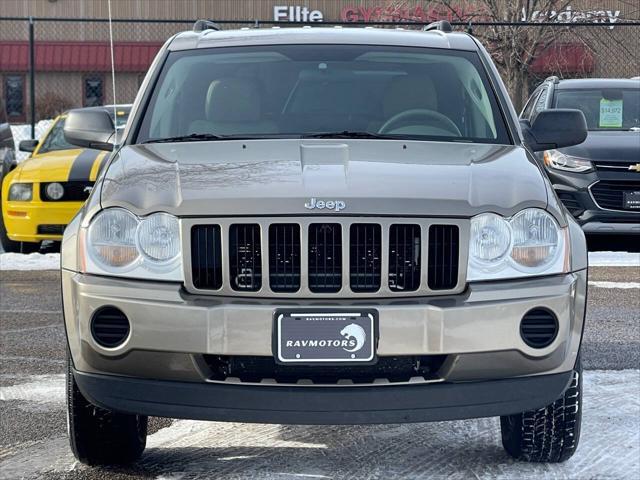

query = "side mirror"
[19,139,39,153]
[63,109,115,151]
[521,109,588,152]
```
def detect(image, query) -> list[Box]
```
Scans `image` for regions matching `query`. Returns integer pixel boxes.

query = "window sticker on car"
[599,98,623,128]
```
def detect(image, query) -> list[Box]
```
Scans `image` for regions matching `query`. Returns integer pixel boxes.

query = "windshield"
[554,88,640,131]
[38,117,75,154]
[136,44,510,145]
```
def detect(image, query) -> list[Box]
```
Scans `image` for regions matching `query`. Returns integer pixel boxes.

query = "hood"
[100,140,548,218]
[560,131,640,163]
[15,148,106,183]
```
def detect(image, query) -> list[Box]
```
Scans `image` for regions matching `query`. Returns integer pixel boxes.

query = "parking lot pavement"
[1,267,639,479]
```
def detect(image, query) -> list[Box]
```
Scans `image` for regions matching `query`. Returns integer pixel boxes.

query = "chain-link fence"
[1,16,639,155]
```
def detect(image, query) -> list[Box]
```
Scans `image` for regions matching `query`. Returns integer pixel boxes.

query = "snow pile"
[0,253,60,270]
[589,251,640,267]
[9,120,54,162]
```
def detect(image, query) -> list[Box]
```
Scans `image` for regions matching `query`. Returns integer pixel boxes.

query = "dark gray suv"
[521,77,640,237]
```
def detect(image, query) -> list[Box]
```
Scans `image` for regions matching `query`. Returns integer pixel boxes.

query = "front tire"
[500,356,582,462]
[66,353,148,465]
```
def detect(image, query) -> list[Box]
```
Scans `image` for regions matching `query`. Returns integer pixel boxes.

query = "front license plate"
[275,310,376,364]
[623,191,640,210]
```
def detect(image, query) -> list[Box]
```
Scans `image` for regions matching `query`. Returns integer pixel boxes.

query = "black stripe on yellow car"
[89,151,109,181]
[68,149,100,182]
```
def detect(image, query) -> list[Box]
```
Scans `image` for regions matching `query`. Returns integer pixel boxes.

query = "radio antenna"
[107,0,117,138]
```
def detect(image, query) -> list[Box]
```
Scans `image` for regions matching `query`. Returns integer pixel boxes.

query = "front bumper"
[73,367,573,424]
[2,199,81,242]
[64,268,586,387]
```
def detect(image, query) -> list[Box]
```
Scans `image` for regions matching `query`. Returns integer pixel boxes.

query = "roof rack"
[193,19,221,32]
[544,75,560,84]
[423,20,453,33]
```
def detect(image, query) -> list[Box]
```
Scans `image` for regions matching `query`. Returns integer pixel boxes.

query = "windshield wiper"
[301,131,396,140]
[143,133,263,144]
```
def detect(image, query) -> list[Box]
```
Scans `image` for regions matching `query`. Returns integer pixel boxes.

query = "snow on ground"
[589,281,640,289]
[589,251,640,267]
[0,370,638,479]
[0,253,60,271]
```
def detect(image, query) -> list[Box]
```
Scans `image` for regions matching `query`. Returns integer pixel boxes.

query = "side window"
[4,74,25,121]
[83,75,104,107]
[520,88,541,121]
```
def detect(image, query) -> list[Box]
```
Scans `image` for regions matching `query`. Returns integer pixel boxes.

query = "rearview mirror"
[19,139,39,153]
[63,109,115,151]
[521,109,587,152]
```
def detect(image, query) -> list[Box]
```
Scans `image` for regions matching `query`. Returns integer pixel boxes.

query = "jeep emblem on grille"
[304,198,346,212]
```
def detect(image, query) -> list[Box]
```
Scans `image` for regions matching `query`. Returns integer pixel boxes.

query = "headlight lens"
[87,208,139,268]
[137,213,180,263]
[543,149,593,173]
[510,209,559,269]
[8,183,33,201]
[45,182,65,200]
[469,213,512,265]
[468,208,567,281]
[83,208,183,281]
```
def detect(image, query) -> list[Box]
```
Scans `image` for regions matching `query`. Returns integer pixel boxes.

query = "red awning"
[0,41,162,72]
[530,43,594,74]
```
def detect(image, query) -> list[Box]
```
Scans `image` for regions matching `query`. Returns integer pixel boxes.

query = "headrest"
[383,75,438,118]
[205,77,262,123]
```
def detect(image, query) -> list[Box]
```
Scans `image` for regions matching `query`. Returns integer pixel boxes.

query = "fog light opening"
[520,308,558,349]
[90,306,130,348]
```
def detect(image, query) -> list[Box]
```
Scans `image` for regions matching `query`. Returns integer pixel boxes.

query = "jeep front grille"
[186,218,467,298]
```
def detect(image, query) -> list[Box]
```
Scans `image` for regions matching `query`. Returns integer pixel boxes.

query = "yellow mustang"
[1,105,130,253]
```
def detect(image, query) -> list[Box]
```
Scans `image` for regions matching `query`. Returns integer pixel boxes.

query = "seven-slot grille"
[189,221,462,296]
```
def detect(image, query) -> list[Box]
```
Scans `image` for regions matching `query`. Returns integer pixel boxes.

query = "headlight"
[83,208,183,281]
[468,208,567,281]
[87,208,139,268]
[45,182,65,200]
[8,183,33,201]
[543,150,593,173]
[137,213,180,264]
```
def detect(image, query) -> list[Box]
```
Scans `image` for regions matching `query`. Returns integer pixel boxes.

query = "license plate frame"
[623,191,640,210]
[274,309,378,365]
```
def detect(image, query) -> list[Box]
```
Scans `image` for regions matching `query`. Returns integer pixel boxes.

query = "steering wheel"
[379,109,462,137]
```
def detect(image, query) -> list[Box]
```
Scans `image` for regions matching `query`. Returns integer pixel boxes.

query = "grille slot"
[229,224,262,291]
[269,224,301,292]
[91,307,130,348]
[308,223,342,293]
[520,308,558,348]
[350,224,382,292]
[591,180,640,211]
[204,355,447,385]
[191,225,223,290]
[388,224,421,292]
[557,192,584,218]
[428,225,459,290]
[37,224,65,235]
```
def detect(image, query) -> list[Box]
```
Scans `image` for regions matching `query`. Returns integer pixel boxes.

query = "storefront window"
[4,75,25,119]
[83,75,104,106]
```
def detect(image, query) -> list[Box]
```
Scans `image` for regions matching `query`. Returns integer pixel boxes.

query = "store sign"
[341,4,621,28]
[274,5,324,22]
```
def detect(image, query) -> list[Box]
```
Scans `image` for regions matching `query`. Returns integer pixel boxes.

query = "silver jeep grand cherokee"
[61,22,589,466]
